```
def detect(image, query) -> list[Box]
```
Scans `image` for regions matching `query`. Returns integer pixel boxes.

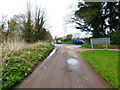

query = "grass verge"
[81,50,119,88]
[62,42,73,44]
[82,44,120,49]
[1,44,54,89]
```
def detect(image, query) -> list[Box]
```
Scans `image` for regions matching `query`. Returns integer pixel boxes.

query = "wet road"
[15,44,112,88]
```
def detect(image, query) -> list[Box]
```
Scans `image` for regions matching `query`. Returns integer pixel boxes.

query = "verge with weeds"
[1,44,54,89]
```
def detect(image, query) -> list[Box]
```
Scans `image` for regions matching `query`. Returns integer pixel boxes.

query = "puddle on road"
[40,48,57,67]
[46,48,57,59]
[66,58,80,71]
[67,58,79,65]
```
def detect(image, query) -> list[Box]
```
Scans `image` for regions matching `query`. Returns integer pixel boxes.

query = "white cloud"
[0,0,80,38]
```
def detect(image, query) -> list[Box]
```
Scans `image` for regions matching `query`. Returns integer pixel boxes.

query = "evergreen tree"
[35,8,45,41]
[22,3,34,43]
[74,1,120,39]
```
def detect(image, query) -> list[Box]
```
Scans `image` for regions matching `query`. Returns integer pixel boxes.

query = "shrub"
[1,44,54,89]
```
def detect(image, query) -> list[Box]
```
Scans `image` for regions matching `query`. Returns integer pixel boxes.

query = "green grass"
[81,50,119,88]
[1,44,54,89]
[62,42,73,44]
[82,44,120,49]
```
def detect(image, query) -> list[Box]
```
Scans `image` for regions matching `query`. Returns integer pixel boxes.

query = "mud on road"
[15,44,112,88]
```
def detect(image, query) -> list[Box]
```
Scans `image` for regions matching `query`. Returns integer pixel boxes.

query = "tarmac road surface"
[14,44,112,88]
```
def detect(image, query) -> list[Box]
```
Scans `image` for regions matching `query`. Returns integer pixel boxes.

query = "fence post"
[90,39,94,50]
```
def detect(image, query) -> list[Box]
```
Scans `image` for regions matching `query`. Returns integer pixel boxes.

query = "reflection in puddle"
[67,58,79,65]
[66,58,80,71]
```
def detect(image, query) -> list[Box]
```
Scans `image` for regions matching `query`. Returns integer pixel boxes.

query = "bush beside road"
[81,50,119,88]
[1,44,54,89]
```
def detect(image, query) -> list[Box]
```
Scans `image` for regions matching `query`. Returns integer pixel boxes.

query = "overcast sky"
[0,0,85,38]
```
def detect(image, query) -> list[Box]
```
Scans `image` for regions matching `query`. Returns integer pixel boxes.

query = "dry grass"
[1,40,49,61]
[1,41,48,51]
